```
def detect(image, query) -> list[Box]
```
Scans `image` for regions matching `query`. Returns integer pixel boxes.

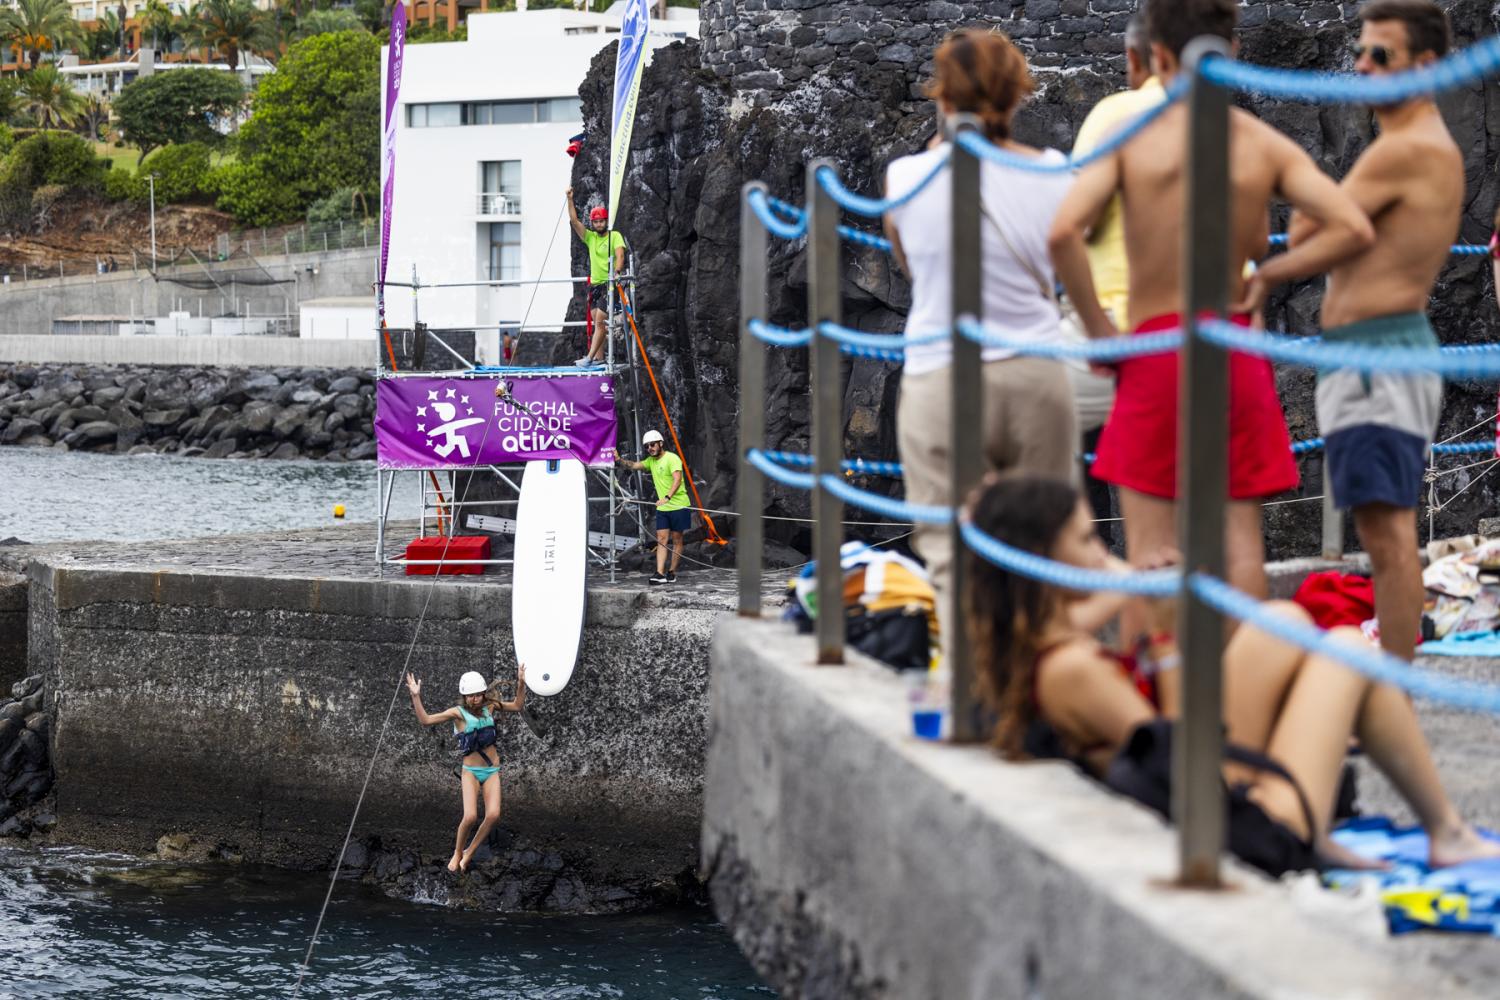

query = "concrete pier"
[705,618,1494,999]
[6,525,762,910]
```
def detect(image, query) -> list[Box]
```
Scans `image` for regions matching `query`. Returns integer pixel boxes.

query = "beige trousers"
[897,357,1078,667]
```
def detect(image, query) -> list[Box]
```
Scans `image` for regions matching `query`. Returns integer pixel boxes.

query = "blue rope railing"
[815,148,953,219]
[961,520,1181,596]
[819,473,953,525]
[1199,40,1500,106]
[955,76,1189,174]
[1197,319,1500,378]
[747,318,812,348]
[759,449,905,478]
[747,447,816,491]
[1266,233,1486,257]
[840,226,893,252]
[1192,574,1500,713]
[955,318,1184,361]
[746,188,808,240]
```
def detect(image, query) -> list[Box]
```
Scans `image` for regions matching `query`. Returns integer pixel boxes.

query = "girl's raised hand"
[405,672,421,697]
[516,663,526,681]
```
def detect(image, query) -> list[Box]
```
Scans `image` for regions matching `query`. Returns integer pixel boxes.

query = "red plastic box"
[404,535,491,575]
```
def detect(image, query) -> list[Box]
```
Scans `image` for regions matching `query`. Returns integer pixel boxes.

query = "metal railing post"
[948,114,984,741]
[1176,36,1233,888]
[738,181,770,617]
[1321,459,1343,559]
[808,159,845,664]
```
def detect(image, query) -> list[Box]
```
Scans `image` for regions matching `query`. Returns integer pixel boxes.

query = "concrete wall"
[27,560,715,890]
[704,619,1482,999]
[0,334,374,368]
[0,572,25,691]
[0,247,376,338]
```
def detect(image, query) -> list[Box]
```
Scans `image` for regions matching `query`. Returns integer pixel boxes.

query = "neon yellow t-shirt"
[643,450,689,511]
[1071,78,1165,327]
[582,229,629,284]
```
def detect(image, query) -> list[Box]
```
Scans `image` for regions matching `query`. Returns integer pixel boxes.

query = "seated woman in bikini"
[964,474,1500,872]
[406,664,526,872]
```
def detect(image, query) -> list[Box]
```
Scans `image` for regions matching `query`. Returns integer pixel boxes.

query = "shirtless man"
[1291,0,1461,661]
[1049,0,1374,616]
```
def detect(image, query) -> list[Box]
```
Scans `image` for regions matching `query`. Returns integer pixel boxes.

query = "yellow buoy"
[333,504,346,518]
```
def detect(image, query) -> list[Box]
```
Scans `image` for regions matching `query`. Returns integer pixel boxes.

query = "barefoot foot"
[459,849,476,872]
[1429,825,1500,868]
[446,852,462,873]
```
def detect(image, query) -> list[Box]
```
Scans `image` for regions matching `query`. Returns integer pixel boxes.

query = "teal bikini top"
[454,705,495,734]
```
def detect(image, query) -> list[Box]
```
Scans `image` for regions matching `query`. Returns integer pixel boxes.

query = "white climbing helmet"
[642,429,664,445]
[458,671,487,695]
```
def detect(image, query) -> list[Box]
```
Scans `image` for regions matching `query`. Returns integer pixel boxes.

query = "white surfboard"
[513,458,588,697]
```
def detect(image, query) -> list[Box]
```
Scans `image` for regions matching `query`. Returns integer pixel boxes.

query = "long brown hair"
[926,29,1035,142]
[964,476,1080,758]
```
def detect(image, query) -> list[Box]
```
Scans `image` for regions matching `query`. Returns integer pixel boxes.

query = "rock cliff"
[546,1,1500,560]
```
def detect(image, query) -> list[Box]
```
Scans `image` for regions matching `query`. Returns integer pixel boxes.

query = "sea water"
[0,845,772,998]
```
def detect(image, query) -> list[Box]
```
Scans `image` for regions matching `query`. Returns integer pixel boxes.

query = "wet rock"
[348,441,377,460]
[271,404,309,439]
[323,412,346,434]
[203,438,237,459]
[0,719,17,754]
[66,421,119,446]
[31,812,56,833]
[142,409,186,428]
[9,675,38,700]
[156,832,195,860]
[18,435,52,448]
[241,400,277,434]
[329,375,361,394]
[241,373,281,400]
[5,768,50,803]
[269,442,300,460]
[91,386,126,408]
[0,815,29,838]
[291,388,323,406]
[332,394,363,421]
[0,417,41,444]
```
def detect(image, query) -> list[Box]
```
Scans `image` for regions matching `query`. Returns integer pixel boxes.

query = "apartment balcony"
[476,192,522,217]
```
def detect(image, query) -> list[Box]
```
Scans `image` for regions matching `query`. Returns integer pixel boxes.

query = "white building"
[59,49,275,97]
[381,5,696,364]
[301,297,378,341]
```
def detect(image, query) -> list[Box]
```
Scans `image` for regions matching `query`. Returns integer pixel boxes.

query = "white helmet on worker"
[642,430,664,446]
[458,671,487,695]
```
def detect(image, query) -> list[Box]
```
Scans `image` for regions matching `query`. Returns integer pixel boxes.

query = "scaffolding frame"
[372,261,652,582]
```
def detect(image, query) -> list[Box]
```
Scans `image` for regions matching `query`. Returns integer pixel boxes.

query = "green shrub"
[104,163,144,202]
[139,142,214,203]
[0,125,13,157]
[305,186,364,224]
[0,132,109,228]
[212,160,300,226]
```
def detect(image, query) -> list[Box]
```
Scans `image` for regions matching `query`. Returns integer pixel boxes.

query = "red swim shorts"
[1091,313,1299,501]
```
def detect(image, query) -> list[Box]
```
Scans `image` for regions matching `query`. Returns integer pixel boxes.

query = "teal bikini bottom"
[463,764,501,784]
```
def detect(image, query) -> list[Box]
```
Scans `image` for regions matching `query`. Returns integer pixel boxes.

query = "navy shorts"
[656,508,690,533]
[587,285,604,312]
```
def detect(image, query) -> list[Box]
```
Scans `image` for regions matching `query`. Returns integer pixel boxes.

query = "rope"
[815,149,952,218]
[956,317,1184,361]
[748,447,815,490]
[617,288,727,546]
[1197,319,1500,378]
[1198,39,1500,105]
[759,449,904,478]
[819,473,953,525]
[1191,574,1500,713]
[955,76,1189,173]
[747,318,812,347]
[839,225,893,252]
[746,188,808,240]
[295,396,507,995]
[1266,233,1486,256]
[962,519,1180,596]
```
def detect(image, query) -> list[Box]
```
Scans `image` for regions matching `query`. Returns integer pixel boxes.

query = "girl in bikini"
[964,474,1500,873]
[406,664,526,872]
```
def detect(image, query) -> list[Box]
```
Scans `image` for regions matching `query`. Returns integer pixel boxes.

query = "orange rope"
[616,288,727,546]
[380,318,449,534]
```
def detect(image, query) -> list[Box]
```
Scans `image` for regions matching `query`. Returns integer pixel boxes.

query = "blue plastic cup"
[912,708,944,741]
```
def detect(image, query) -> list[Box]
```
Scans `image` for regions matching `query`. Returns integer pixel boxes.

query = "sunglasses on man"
[1352,43,1392,67]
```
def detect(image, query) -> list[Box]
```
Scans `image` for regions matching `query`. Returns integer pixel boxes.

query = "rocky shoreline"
[0,364,377,461]
[0,674,53,839]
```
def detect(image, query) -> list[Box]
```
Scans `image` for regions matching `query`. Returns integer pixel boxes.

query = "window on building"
[488,222,522,281]
[408,99,583,128]
[479,161,522,215]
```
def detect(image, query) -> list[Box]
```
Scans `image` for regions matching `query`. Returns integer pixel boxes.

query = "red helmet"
[589,207,608,223]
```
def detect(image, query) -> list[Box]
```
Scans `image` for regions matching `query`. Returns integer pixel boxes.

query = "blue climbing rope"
[747,318,812,348]
[819,473,952,525]
[962,520,1181,596]
[815,148,953,219]
[1266,233,1486,256]
[1197,319,1500,378]
[746,188,808,240]
[1198,39,1500,106]
[955,318,1183,361]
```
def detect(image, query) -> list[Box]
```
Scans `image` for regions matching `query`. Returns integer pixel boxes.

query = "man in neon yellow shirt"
[567,187,629,367]
[616,429,689,584]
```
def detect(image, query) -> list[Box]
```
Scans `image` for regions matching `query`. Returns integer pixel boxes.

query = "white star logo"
[416,406,427,417]
[460,394,469,405]
[445,387,457,399]
[465,408,473,416]
[427,390,438,401]
[417,423,426,432]
[425,438,434,447]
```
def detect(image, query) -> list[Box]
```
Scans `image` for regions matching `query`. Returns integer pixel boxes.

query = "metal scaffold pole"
[738,182,769,617]
[1176,35,1233,889]
[807,159,844,665]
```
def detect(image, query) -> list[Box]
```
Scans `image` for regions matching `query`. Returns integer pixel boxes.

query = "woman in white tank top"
[882,28,1079,669]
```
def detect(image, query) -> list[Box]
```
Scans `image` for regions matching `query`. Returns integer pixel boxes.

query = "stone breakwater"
[0,674,53,839]
[0,364,377,461]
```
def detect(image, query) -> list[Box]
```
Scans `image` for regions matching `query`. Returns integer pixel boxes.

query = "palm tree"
[83,9,123,61]
[0,0,84,70]
[19,64,84,129]
[141,0,181,52]
[182,0,275,72]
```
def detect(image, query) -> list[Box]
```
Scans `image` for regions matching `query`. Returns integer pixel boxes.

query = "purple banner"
[378,4,407,321]
[375,375,618,469]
